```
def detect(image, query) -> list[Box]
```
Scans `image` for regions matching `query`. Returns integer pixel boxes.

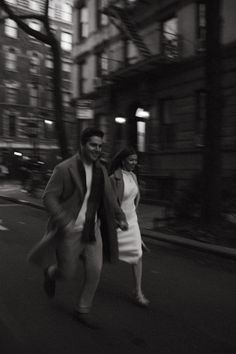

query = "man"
[28,127,128,328]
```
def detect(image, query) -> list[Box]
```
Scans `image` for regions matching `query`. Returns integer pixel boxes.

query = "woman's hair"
[109,146,137,175]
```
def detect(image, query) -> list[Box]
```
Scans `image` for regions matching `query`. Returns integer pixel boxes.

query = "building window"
[61,32,72,51]
[6,87,17,104]
[124,39,138,65]
[5,48,17,71]
[30,52,40,74]
[46,89,53,108]
[159,98,175,149]
[62,60,71,72]
[29,21,40,31]
[29,0,40,11]
[29,21,41,38]
[196,2,206,52]
[5,19,17,38]
[195,90,206,147]
[45,55,53,69]
[79,5,89,41]
[63,92,71,107]
[96,0,108,29]
[96,50,109,77]
[44,120,54,139]
[78,61,86,95]
[0,115,3,136]
[29,84,39,107]
[49,0,55,18]
[9,114,16,137]
[137,121,146,152]
[62,2,72,22]
[161,16,179,59]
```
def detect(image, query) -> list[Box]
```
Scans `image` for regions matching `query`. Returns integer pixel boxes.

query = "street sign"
[76,100,94,120]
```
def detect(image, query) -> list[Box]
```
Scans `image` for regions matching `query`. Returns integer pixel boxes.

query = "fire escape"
[102,0,152,60]
[100,1,182,100]
[100,0,154,107]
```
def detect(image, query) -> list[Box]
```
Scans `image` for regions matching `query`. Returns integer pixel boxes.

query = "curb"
[142,229,236,260]
[1,194,236,260]
[0,195,44,211]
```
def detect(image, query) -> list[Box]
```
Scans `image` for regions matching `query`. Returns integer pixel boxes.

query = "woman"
[109,147,149,307]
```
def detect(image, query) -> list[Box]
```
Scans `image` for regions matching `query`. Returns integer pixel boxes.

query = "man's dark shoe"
[73,311,100,330]
[43,267,56,298]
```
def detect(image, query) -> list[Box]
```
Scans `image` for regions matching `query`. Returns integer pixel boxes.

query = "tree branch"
[44,0,50,18]
[43,0,51,34]
[0,0,51,44]
[0,12,44,23]
[16,13,45,21]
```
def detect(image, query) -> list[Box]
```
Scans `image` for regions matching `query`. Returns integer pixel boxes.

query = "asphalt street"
[0,200,236,354]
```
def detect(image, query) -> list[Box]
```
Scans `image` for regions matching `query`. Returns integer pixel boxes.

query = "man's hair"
[80,127,104,146]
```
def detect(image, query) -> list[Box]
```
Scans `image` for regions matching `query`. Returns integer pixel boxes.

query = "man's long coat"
[28,154,126,267]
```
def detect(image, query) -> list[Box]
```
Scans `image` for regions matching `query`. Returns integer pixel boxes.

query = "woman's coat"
[109,168,140,208]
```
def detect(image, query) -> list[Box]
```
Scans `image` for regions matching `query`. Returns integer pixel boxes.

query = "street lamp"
[44,119,53,125]
[14,152,22,157]
[135,107,150,119]
[115,116,126,124]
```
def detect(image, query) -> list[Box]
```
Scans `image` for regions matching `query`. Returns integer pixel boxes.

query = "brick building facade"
[0,0,75,174]
[72,0,236,203]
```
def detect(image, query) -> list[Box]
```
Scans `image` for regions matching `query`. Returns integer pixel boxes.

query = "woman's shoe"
[133,292,150,308]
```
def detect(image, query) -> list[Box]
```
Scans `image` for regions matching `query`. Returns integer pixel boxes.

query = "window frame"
[5,47,17,71]
[6,87,17,104]
[30,52,40,75]
[29,84,39,107]
[78,61,86,96]
[96,50,109,77]
[196,1,206,52]
[78,5,89,41]
[160,16,179,59]
[159,98,175,149]
[5,19,17,38]
[194,90,206,147]
[29,0,40,12]
[61,31,72,52]
[96,0,109,29]
[61,2,72,22]
[9,113,17,138]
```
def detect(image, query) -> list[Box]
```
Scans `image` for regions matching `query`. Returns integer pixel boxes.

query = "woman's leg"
[132,257,149,306]
[132,257,143,296]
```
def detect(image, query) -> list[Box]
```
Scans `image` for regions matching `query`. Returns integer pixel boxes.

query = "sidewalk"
[1,180,236,260]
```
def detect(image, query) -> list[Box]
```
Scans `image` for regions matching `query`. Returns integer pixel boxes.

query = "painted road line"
[0,188,20,192]
[0,225,8,231]
[0,219,9,231]
[0,204,24,207]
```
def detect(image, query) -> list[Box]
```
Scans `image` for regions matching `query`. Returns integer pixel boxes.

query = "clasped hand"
[119,220,129,231]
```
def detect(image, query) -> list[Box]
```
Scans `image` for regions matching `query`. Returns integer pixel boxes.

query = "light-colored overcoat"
[28,154,127,267]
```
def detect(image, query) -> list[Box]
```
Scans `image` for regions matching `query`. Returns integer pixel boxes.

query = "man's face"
[82,135,103,163]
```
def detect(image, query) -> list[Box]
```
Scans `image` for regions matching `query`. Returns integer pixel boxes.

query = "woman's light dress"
[117,170,142,264]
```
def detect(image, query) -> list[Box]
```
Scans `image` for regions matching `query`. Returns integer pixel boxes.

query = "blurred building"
[0,0,75,173]
[72,0,236,203]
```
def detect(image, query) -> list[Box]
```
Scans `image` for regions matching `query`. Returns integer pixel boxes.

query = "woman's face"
[122,154,138,171]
